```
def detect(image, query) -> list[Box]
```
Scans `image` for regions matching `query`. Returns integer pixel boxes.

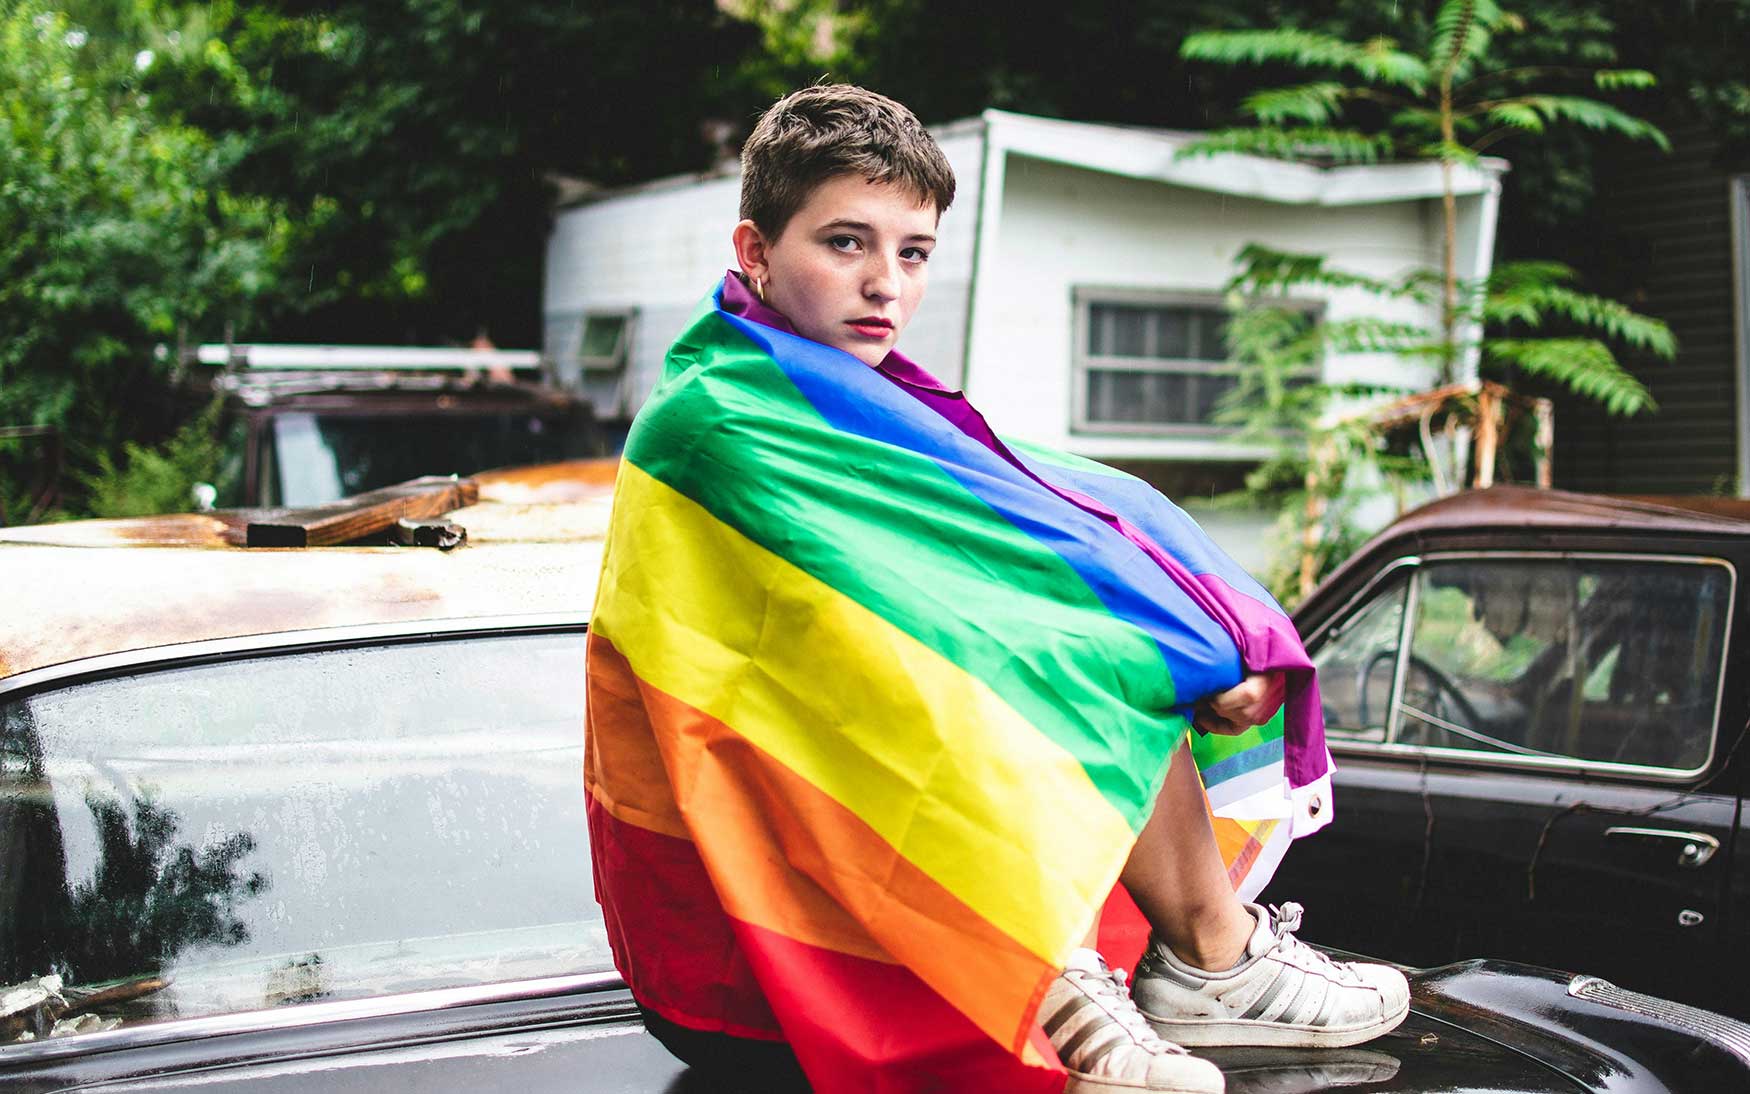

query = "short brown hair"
[739,84,956,239]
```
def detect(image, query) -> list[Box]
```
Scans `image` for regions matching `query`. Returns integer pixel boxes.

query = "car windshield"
[267,411,584,506]
[0,630,605,1044]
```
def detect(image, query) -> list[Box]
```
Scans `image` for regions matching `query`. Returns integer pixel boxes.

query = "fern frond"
[1488,260,1575,286]
[1227,245,1429,299]
[1484,101,1544,133]
[1554,292,1675,356]
[1417,138,1482,165]
[1175,127,1391,164]
[1594,68,1657,90]
[1512,95,1671,149]
[1484,262,1677,357]
[1431,0,1506,84]
[1319,317,1436,354]
[1388,106,1443,135]
[1243,82,1350,125]
[1181,29,1428,90]
[1487,338,1657,415]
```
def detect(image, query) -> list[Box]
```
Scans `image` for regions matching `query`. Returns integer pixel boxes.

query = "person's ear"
[732,219,771,283]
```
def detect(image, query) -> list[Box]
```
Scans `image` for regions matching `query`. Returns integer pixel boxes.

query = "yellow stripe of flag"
[593,462,1136,964]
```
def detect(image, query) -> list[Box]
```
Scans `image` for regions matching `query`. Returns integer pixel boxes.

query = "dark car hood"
[1200,959,1749,1094]
[8,962,1744,1093]
[1205,1012,1572,1092]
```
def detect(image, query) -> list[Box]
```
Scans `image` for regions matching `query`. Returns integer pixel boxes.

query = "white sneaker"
[1131,903,1410,1048]
[1041,949,1226,1093]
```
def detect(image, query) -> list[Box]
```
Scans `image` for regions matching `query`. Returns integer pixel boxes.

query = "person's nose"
[862,252,900,303]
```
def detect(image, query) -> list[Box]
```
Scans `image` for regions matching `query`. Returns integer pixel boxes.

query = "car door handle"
[1604,826,1719,868]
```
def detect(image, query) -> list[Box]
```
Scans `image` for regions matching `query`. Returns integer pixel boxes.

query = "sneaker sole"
[1140,995,1410,1049]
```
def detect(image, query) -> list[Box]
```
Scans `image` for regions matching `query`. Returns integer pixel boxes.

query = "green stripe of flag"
[626,311,1187,827]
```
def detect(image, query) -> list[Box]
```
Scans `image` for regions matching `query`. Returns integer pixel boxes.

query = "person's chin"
[827,339,883,368]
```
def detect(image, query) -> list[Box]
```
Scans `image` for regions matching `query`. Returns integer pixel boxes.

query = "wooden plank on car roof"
[244,476,479,548]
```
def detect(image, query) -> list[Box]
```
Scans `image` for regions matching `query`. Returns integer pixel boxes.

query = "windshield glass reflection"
[1,631,602,1043]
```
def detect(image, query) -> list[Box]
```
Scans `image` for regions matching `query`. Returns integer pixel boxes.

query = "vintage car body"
[1269,486,1749,1020]
[2,470,1746,1092]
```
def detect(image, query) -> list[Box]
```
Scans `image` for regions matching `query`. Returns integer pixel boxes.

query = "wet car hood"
[9,961,1744,1094]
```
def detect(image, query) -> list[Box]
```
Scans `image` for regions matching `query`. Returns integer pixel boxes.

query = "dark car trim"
[1306,550,1737,784]
[0,612,590,703]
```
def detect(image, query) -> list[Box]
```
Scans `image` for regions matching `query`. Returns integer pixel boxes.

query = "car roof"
[1380,484,1750,539]
[0,460,617,681]
[1300,484,1750,626]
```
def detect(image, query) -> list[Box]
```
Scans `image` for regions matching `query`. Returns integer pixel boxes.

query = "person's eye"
[901,246,932,263]
[827,235,860,253]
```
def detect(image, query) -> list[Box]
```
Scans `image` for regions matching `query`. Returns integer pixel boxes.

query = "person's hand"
[1194,672,1286,736]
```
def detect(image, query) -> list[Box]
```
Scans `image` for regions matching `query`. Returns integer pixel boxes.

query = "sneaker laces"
[1258,902,1368,987]
[1068,962,1186,1054]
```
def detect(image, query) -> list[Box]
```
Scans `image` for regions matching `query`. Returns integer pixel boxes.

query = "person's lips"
[846,317,894,339]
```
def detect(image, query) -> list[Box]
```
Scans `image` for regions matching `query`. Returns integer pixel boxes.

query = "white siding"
[964,153,1464,462]
[541,127,986,418]
[543,174,741,417]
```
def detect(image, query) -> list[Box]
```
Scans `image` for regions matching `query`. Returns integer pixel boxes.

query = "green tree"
[151,0,764,346]
[0,1,288,518]
[1181,0,1672,405]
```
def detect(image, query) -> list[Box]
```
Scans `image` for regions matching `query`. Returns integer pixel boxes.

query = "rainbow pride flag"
[586,286,1333,1091]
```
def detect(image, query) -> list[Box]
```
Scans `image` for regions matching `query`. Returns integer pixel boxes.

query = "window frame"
[1305,550,1737,783]
[1070,286,1321,437]
[577,310,635,373]
[0,612,618,1060]
[543,308,636,375]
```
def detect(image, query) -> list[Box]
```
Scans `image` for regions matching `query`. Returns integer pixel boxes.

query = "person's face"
[735,174,937,368]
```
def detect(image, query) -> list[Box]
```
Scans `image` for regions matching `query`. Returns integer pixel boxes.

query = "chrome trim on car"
[1302,555,1423,649]
[0,971,628,1064]
[0,612,590,701]
[1311,550,1737,784]
[1383,561,1421,746]
[1567,974,1750,1067]
[1603,826,1721,868]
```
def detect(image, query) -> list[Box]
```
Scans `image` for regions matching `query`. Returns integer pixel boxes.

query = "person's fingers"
[1192,700,1249,736]
[1199,672,1288,732]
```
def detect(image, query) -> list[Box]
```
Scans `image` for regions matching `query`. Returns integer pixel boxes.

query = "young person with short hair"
[587,84,1409,1094]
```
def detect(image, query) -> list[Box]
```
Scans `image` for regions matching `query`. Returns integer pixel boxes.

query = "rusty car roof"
[1310,485,1750,608]
[0,460,618,681]
[1376,485,1750,540]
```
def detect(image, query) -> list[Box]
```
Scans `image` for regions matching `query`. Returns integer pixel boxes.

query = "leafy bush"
[81,401,224,519]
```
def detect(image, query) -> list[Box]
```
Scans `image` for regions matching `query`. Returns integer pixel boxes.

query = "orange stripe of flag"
[592,630,1060,1054]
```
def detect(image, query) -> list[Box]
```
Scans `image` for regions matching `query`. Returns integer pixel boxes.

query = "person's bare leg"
[1113,735,1255,970]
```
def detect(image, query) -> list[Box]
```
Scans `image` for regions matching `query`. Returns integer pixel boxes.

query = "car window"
[1396,557,1729,770]
[266,411,585,506]
[0,630,603,1043]
[1311,570,1410,742]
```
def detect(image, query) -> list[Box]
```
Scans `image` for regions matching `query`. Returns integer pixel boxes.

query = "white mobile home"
[544,110,1504,556]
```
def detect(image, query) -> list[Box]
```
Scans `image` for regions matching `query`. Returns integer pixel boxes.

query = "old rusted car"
[192,343,602,507]
[1268,486,1750,1021]
[1,471,1747,1092]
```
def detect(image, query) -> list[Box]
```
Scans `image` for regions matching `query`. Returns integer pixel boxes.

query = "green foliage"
[1181,28,1430,90]
[0,1,287,516]
[81,400,225,518]
[1180,1,1672,426]
[1226,245,1670,418]
[1207,298,1428,605]
[63,793,267,983]
[1179,1,1668,174]
[153,0,763,345]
